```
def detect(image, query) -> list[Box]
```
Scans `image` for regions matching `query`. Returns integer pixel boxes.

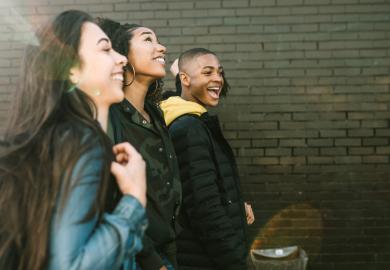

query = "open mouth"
[154,56,165,65]
[112,73,124,82]
[207,86,221,99]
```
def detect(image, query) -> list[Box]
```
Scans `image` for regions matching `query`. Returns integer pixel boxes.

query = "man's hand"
[244,202,255,225]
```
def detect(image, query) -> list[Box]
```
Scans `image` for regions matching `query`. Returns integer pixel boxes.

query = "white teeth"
[208,87,220,91]
[112,74,123,81]
[155,57,165,64]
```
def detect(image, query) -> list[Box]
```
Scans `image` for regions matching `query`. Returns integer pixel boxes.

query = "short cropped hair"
[178,48,230,97]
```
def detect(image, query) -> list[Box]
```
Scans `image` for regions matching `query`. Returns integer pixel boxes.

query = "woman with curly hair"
[97,18,182,270]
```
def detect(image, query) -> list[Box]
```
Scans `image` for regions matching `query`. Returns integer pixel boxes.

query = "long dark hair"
[96,18,163,104]
[0,10,117,270]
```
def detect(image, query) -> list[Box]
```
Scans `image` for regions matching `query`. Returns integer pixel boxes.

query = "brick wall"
[1,0,390,269]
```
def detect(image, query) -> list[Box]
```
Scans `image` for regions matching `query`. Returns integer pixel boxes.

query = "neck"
[181,89,208,109]
[181,88,195,103]
[96,105,109,132]
[124,80,150,112]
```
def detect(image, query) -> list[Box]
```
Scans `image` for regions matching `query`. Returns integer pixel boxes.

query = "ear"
[69,66,81,85]
[179,72,190,87]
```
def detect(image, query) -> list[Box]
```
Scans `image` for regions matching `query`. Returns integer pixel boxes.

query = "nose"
[157,43,166,54]
[114,50,128,67]
[213,72,223,83]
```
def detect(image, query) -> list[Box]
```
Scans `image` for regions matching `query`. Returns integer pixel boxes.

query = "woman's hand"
[111,142,147,207]
[245,202,255,225]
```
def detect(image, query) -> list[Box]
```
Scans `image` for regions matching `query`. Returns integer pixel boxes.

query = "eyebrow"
[202,66,223,70]
[140,31,153,36]
[97,38,110,45]
[140,31,161,44]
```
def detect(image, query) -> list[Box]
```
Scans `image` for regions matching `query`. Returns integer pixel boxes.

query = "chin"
[155,67,166,77]
[205,100,219,107]
[156,71,166,78]
[207,99,219,107]
[113,92,125,103]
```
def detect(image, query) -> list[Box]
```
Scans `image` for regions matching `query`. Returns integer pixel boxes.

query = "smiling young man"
[160,48,254,269]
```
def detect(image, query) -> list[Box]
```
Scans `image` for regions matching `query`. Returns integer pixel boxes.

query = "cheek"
[128,45,144,67]
[86,64,112,87]
[127,52,136,66]
[193,78,206,88]
[98,57,116,75]
[129,55,143,72]
[193,82,206,96]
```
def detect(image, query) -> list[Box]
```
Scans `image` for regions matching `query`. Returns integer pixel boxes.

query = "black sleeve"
[170,117,247,269]
[136,235,165,270]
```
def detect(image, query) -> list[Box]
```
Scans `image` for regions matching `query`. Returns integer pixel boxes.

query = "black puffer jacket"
[168,113,248,270]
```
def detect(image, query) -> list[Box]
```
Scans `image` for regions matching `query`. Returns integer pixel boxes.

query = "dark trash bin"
[249,246,308,270]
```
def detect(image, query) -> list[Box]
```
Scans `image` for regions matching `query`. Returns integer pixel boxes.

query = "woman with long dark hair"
[0,10,147,270]
[97,18,182,270]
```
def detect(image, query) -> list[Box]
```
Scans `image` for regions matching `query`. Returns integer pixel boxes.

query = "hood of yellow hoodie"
[160,96,207,126]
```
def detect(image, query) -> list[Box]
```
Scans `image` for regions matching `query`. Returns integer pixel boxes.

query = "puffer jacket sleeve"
[48,146,147,270]
[135,234,165,270]
[170,116,247,269]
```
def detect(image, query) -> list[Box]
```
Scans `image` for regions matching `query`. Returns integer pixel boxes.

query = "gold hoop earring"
[124,63,135,86]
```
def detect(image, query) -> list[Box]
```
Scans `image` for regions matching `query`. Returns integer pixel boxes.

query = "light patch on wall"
[1,7,39,46]
[251,203,323,260]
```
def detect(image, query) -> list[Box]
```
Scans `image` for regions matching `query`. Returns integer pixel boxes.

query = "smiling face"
[69,22,127,108]
[180,53,224,107]
[127,27,166,82]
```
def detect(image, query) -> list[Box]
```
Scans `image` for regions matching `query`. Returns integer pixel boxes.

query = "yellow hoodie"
[160,96,207,126]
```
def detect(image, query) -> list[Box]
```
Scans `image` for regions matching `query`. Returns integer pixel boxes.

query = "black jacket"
[168,113,248,270]
[109,100,182,269]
